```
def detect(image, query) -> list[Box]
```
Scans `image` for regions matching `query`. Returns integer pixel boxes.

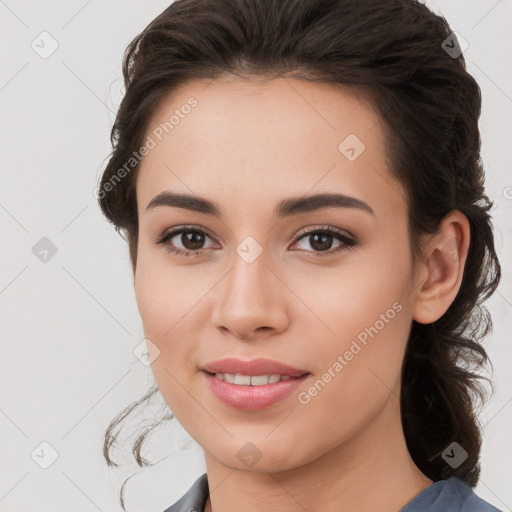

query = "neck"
[203,394,433,512]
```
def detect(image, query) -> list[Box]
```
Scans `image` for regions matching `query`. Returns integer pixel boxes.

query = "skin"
[133,75,470,512]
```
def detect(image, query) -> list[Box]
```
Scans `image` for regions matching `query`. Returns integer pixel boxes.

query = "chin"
[206,439,312,474]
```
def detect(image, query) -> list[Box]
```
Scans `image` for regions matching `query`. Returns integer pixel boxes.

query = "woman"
[98,0,502,510]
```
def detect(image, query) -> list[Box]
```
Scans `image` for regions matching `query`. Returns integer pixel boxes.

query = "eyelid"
[293,225,355,242]
[153,224,218,250]
[289,225,356,254]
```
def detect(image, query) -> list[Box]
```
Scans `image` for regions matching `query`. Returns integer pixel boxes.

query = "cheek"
[133,248,204,342]
[133,255,191,392]
[133,257,196,413]
[134,263,169,343]
[304,243,411,343]
[133,250,213,384]
[294,284,410,448]
[305,245,412,397]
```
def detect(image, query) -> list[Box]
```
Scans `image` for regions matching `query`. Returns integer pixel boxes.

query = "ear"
[412,210,470,324]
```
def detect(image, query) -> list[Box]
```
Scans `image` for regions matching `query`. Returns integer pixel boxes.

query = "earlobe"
[412,210,470,324]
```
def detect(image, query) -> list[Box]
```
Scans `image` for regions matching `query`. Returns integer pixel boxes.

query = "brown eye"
[155,226,217,256]
[179,230,206,250]
[307,232,335,252]
[291,227,356,256]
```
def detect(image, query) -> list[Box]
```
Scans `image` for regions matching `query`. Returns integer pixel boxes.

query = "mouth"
[203,371,308,386]
[200,357,308,378]
[201,369,311,410]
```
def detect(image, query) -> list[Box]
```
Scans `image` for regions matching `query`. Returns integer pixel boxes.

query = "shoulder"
[401,477,503,512]
[162,473,209,512]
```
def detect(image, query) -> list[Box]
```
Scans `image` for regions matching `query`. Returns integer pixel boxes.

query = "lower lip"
[202,371,310,411]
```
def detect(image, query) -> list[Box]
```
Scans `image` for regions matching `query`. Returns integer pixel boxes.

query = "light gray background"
[1,1,511,511]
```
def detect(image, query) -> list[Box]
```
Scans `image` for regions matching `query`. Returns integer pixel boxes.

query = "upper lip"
[201,358,309,377]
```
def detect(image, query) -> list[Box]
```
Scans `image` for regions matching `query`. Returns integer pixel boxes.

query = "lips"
[202,369,311,410]
[201,357,308,377]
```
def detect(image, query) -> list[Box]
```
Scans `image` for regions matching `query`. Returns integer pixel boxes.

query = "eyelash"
[153,224,357,258]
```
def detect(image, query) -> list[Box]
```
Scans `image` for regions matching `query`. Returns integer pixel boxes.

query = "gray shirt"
[162,473,502,512]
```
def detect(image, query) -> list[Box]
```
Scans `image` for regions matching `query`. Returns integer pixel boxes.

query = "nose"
[211,248,290,341]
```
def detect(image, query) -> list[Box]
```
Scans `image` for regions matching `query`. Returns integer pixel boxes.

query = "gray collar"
[162,473,209,512]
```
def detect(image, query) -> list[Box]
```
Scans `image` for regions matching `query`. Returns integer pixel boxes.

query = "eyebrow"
[145,191,375,218]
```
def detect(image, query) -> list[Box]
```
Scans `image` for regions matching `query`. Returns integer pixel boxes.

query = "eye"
[154,224,357,258]
[290,226,356,256]
[154,225,218,257]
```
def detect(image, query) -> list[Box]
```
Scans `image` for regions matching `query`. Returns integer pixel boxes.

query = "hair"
[97,0,501,509]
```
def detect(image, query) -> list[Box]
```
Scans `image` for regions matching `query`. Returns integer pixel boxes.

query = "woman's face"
[134,76,418,471]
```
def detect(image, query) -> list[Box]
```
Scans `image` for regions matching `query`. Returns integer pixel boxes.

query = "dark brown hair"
[97,0,501,508]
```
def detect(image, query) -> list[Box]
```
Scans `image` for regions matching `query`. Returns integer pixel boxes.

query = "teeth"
[214,373,296,385]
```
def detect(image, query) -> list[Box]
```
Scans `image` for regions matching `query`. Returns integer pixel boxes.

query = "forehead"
[136,76,406,220]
